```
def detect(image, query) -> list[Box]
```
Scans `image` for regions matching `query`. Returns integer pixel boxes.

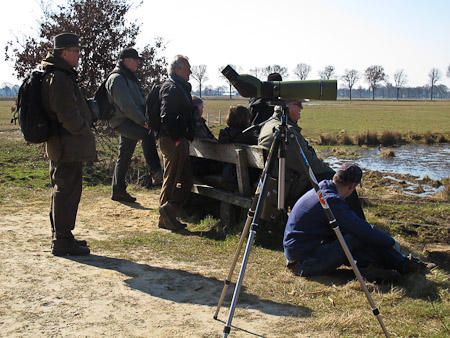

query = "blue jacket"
[284,180,395,261]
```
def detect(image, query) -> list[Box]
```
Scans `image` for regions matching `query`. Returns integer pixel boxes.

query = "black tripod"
[214,103,390,338]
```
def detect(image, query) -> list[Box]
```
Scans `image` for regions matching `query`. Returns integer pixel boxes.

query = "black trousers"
[49,161,83,239]
[112,120,161,193]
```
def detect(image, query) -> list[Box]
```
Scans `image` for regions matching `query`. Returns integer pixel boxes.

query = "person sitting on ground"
[190,96,222,176]
[284,163,435,283]
[218,105,259,184]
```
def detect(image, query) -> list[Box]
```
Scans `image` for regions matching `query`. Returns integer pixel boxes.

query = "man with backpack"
[158,55,195,231]
[107,48,163,203]
[41,33,96,256]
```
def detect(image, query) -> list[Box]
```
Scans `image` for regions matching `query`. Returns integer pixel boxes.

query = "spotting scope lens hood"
[221,65,337,100]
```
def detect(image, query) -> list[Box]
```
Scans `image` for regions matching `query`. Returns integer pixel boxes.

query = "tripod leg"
[213,202,255,319]
[217,129,284,335]
[291,134,390,338]
[223,228,256,338]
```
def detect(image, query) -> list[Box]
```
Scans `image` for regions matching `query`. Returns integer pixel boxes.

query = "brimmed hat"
[337,162,363,187]
[119,47,143,60]
[53,33,84,50]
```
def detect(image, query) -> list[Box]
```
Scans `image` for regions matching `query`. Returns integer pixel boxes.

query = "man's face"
[287,102,303,123]
[176,59,192,81]
[123,57,140,73]
[61,47,82,68]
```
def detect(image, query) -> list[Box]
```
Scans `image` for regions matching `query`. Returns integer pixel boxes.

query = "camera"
[221,65,337,100]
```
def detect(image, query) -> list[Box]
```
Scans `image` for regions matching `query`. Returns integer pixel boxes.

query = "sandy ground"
[0,190,313,338]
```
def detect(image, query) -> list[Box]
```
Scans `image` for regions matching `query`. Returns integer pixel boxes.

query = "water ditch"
[321,143,450,196]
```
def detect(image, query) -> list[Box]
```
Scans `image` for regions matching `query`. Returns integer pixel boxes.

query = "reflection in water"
[325,144,450,181]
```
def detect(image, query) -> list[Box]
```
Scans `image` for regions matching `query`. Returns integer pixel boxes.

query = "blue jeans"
[112,120,161,192]
[285,234,408,276]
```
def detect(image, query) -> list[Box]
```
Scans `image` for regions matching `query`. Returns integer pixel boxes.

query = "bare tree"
[191,64,208,97]
[393,69,408,101]
[318,65,335,80]
[364,65,386,100]
[249,67,264,79]
[219,64,241,99]
[428,68,442,100]
[4,0,167,96]
[447,64,450,78]
[341,69,360,100]
[262,65,289,79]
[293,63,311,80]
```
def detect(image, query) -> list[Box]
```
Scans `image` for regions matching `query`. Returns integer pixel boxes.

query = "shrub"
[379,130,402,146]
[339,133,353,145]
[437,134,448,143]
[353,131,379,146]
[423,131,436,144]
[318,133,337,145]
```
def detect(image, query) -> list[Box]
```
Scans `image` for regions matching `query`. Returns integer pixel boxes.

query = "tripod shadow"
[66,254,311,318]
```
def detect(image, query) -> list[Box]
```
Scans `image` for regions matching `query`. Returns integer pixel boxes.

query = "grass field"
[1,99,449,337]
[201,98,450,142]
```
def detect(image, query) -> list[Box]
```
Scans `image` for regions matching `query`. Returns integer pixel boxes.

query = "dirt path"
[0,191,313,338]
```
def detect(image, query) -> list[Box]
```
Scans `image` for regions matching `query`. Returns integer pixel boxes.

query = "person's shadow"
[67,254,311,320]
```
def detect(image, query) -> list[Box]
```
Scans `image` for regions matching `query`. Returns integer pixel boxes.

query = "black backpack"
[94,77,115,121]
[12,70,54,143]
[145,83,162,132]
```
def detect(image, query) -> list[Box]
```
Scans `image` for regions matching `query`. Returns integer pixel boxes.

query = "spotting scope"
[222,65,337,100]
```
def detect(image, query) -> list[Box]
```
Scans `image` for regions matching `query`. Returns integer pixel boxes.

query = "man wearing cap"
[158,55,195,231]
[41,33,96,256]
[107,47,163,203]
[283,163,432,282]
[258,99,365,218]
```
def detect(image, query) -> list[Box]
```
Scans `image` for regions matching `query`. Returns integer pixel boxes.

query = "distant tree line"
[0,84,19,97]
[189,63,450,100]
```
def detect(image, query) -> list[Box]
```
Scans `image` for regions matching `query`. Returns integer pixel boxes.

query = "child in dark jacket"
[218,105,259,184]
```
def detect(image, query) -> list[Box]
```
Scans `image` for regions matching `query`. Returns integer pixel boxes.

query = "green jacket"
[41,53,97,163]
[106,62,146,129]
[258,113,334,204]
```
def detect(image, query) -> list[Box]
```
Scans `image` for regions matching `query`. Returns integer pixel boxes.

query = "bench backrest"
[189,139,265,169]
[189,138,266,195]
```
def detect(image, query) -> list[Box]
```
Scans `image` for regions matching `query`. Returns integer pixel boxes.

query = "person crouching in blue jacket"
[283,163,434,283]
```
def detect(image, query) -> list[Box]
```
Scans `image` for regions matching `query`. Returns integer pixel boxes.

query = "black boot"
[52,238,90,256]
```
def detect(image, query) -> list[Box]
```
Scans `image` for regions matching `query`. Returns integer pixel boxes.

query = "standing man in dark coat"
[158,55,195,231]
[107,48,163,203]
[41,33,97,256]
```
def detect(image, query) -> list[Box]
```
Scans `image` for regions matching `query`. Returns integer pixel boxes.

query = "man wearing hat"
[283,163,433,282]
[258,99,365,219]
[107,47,163,203]
[41,33,97,256]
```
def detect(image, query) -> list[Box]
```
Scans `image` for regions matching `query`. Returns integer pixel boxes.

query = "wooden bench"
[189,138,266,223]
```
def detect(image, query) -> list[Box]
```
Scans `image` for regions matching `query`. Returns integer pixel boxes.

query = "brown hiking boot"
[407,254,436,274]
[159,202,184,231]
[359,263,400,283]
[151,169,164,186]
[111,190,136,203]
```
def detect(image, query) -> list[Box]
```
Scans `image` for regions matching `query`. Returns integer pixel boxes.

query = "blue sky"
[1,0,449,89]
